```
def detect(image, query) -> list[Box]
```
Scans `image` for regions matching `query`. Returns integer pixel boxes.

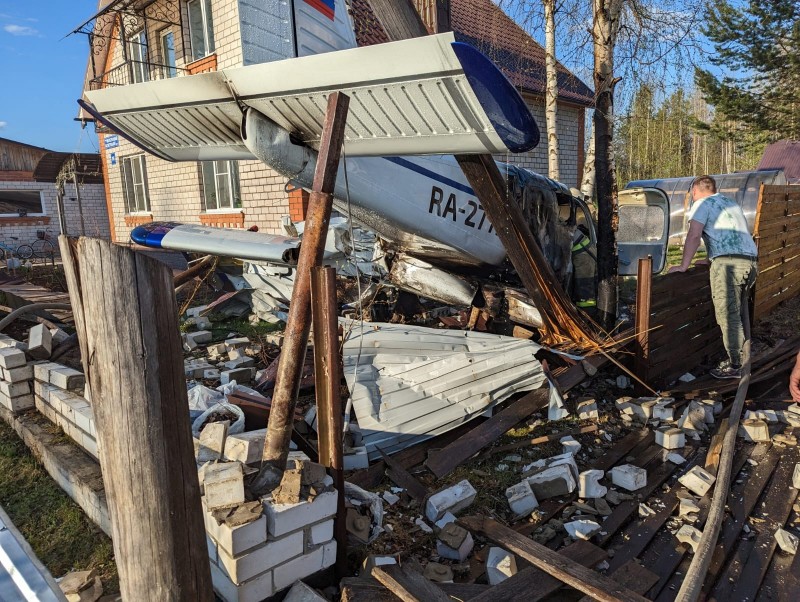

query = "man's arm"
[790,351,800,402]
[668,219,704,273]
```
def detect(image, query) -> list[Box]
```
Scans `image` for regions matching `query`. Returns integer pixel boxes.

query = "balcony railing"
[89,60,188,90]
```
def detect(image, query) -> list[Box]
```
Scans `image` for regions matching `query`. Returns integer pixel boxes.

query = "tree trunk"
[592,0,623,330]
[543,0,560,181]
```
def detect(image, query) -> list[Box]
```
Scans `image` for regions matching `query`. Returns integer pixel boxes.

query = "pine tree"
[696,0,800,140]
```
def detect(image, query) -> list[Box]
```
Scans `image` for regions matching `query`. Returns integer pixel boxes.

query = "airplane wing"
[81,33,539,161]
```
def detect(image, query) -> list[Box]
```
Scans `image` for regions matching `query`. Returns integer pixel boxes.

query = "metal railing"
[89,60,187,89]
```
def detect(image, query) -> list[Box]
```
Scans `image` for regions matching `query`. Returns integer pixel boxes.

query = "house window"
[187,0,215,61]
[0,190,44,216]
[128,30,149,83]
[202,161,241,211]
[121,155,151,213]
[160,29,177,78]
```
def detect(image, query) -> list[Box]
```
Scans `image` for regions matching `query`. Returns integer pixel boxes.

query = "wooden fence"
[753,185,800,319]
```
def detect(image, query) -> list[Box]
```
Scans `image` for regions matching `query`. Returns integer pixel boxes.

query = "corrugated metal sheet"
[84,33,527,161]
[342,321,546,458]
[757,140,800,183]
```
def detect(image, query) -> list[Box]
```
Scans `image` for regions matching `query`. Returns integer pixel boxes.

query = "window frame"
[128,29,149,84]
[159,28,177,78]
[187,0,215,62]
[121,154,151,214]
[201,160,241,212]
[0,189,45,217]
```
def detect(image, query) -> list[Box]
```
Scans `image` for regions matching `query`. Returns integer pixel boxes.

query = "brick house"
[77,0,593,244]
[0,137,110,249]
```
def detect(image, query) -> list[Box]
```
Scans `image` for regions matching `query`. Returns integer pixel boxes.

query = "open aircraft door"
[617,187,671,275]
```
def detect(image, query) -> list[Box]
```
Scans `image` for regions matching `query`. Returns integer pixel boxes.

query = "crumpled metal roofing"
[342,321,546,458]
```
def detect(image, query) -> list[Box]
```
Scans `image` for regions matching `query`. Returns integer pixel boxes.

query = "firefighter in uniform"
[571,225,597,312]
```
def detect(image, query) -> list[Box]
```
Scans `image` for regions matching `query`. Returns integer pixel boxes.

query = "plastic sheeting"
[341,321,546,459]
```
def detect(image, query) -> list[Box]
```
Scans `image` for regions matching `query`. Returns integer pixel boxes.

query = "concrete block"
[223,357,256,371]
[206,534,217,564]
[561,436,581,456]
[740,419,770,442]
[49,367,85,392]
[436,523,474,561]
[506,480,539,516]
[678,466,716,497]
[4,364,33,382]
[308,519,334,547]
[33,361,60,383]
[0,380,30,398]
[656,427,686,450]
[205,463,246,510]
[577,399,599,420]
[653,402,675,422]
[527,464,577,500]
[198,421,229,463]
[272,545,325,592]
[579,469,607,499]
[27,324,52,360]
[186,305,208,318]
[204,368,221,380]
[221,367,255,385]
[676,524,702,552]
[610,464,647,491]
[775,528,799,555]
[218,530,304,584]
[186,330,212,346]
[210,561,274,602]
[679,497,700,518]
[434,512,457,530]
[523,452,579,480]
[225,337,250,350]
[423,562,453,583]
[224,429,266,464]
[283,581,328,602]
[343,446,369,470]
[206,511,268,558]
[425,479,477,521]
[320,540,336,570]
[486,547,517,585]
[0,348,26,369]
[0,392,34,413]
[564,519,601,540]
[264,490,338,538]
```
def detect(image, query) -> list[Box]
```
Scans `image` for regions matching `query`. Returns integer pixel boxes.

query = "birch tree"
[543,0,561,180]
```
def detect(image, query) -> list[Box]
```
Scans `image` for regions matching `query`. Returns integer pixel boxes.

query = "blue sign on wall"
[110,152,117,165]
[104,135,119,150]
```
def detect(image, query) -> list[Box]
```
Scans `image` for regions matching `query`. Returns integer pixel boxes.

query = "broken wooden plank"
[458,516,649,602]
[578,560,659,601]
[705,419,729,474]
[480,424,598,460]
[340,578,488,602]
[425,388,549,479]
[373,560,451,602]
[468,540,607,602]
[377,447,429,503]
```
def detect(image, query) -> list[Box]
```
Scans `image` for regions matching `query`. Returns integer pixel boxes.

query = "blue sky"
[0,1,99,153]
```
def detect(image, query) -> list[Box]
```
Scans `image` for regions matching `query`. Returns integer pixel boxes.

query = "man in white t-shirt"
[668,175,758,379]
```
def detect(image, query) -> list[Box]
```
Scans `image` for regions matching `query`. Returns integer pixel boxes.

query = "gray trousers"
[710,255,758,366]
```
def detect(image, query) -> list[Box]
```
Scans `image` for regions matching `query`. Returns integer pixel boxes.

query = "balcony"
[88,60,188,90]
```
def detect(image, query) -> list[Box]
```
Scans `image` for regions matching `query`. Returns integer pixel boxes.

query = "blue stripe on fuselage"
[383,157,475,196]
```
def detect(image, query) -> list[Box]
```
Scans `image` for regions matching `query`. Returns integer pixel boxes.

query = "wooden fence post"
[59,235,213,601]
[634,256,652,395]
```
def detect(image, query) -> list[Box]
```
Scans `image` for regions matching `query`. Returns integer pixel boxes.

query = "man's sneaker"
[710,360,742,380]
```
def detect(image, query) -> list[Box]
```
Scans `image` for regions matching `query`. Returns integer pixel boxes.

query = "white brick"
[0,348,26,369]
[272,545,324,592]
[505,480,538,516]
[49,367,85,391]
[486,547,517,585]
[205,511,268,557]
[206,534,218,564]
[0,380,30,398]
[218,530,303,584]
[210,561,274,602]
[27,324,52,360]
[205,463,246,510]
[308,520,334,547]
[425,480,477,521]
[34,361,60,383]
[0,392,34,413]
[678,466,716,497]
[610,464,647,491]
[263,490,338,538]
[224,429,266,464]
[4,364,33,382]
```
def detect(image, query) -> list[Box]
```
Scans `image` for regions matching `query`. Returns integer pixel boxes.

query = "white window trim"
[201,161,240,212]
[121,154,151,214]
[159,28,177,78]
[128,30,149,83]
[0,190,46,218]
[187,0,215,61]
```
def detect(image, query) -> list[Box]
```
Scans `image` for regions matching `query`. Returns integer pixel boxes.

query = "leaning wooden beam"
[425,388,550,479]
[59,236,212,601]
[458,516,650,602]
[372,560,451,602]
[479,424,599,460]
[254,92,350,493]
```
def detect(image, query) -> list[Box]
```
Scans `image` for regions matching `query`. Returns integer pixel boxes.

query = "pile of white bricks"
[0,335,35,413]
[32,362,93,458]
[203,462,337,602]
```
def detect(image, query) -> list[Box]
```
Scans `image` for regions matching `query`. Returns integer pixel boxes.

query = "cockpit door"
[617,187,670,275]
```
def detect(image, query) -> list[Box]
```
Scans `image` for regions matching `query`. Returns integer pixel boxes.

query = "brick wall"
[0,179,111,245]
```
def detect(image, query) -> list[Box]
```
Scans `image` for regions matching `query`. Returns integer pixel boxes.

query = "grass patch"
[0,419,118,593]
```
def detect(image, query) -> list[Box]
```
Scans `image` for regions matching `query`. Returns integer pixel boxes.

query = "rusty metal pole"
[311,266,347,578]
[253,92,350,494]
[633,256,652,395]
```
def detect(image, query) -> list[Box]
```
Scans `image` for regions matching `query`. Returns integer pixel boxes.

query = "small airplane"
[79,0,669,315]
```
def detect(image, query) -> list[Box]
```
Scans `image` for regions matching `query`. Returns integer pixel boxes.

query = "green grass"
[0,419,118,593]
[666,244,707,268]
